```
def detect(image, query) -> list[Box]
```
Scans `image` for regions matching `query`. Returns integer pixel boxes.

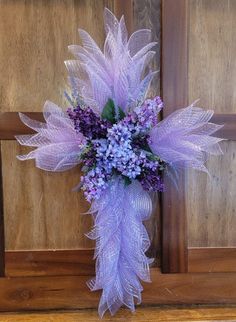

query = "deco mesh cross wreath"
[16,8,223,318]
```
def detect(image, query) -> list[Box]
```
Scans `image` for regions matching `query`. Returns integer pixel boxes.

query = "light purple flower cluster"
[134,96,163,130]
[80,166,111,202]
[68,96,165,201]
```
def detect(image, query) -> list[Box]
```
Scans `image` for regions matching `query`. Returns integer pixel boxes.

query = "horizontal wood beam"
[0,112,235,140]
[5,249,94,277]
[211,114,236,140]
[1,268,236,311]
[188,247,236,273]
[0,112,44,140]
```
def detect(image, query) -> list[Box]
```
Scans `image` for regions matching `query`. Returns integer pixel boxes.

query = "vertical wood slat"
[186,0,236,251]
[113,0,133,34]
[1,0,112,254]
[0,0,134,270]
[161,0,189,273]
[132,0,161,264]
[0,143,5,276]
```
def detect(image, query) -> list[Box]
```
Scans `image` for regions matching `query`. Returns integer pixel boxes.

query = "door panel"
[0,0,236,311]
[186,0,236,269]
[162,0,236,273]
[0,0,109,112]
[2,141,92,251]
[188,0,236,115]
[0,0,161,285]
[133,0,161,264]
[187,141,236,247]
[0,0,109,252]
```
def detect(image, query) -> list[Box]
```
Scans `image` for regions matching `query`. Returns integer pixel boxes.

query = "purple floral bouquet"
[16,8,223,318]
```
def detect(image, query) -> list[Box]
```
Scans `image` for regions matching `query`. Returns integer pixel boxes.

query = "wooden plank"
[129,0,161,262]
[3,307,236,322]
[2,141,93,251]
[161,0,188,273]
[211,114,236,140]
[0,144,5,276]
[0,0,114,113]
[2,268,236,311]
[0,112,43,139]
[188,0,236,115]
[187,140,236,248]
[133,0,161,97]
[188,247,236,273]
[0,0,115,253]
[5,250,94,277]
[187,0,236,250]
[0,112,234,140]
[113,0,133,34]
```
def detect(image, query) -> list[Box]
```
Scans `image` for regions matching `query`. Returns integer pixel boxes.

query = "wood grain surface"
[0,113,44,140]
[0,144,5,276]
[188,247,236,273]
[1,268,236,311]
[161,0,188,273]
[5,250,94,277]
[0,1,160,257]
[188,0,236,114]
[211,114,236,140]
[0,0,114,251]
[0,0,114,112]
[133,0,161,263]
[2,141,93,250]
[187,141,236,247]
[2,306,236,322]
[0,0,161,257]
[0,111,234,141]
[187,0,236,247]
[133,0,161,97]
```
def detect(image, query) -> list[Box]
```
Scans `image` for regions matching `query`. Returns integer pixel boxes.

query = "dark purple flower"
[67,105,112,139]
[140,170,164,192]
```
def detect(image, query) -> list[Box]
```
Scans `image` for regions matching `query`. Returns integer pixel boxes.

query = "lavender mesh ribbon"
[87,178,153,317]
[149,103,224,173]
[16,101,85,171]
[15,8,225,318]
[65,8,157,115]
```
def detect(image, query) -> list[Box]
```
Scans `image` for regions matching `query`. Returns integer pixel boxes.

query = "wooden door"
[0,0,164,311]
[162,0,236,274]
[1,0,236,313]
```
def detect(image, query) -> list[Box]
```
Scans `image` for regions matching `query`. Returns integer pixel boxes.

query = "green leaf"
[142,144,152,153]
[123,176,132,186]
[101,99,126,123]
[118,107,126,120]
[101,99,116,123]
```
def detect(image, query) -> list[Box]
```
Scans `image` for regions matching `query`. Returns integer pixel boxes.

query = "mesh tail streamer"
[86,178,153,317]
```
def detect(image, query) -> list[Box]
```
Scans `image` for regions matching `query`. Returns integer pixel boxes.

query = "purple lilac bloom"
[82,146,97,168]
[95,122,161,181]
[102,122,142,179]
[67,105,111,139]
[71,97,165,200]
[134,96,163,130]
[140,170,164,192]
[81,166,111,202]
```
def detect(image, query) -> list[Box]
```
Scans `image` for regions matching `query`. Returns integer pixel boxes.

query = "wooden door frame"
[0,0,236,311]
[161,0,189,273]
[161,0,236,274]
